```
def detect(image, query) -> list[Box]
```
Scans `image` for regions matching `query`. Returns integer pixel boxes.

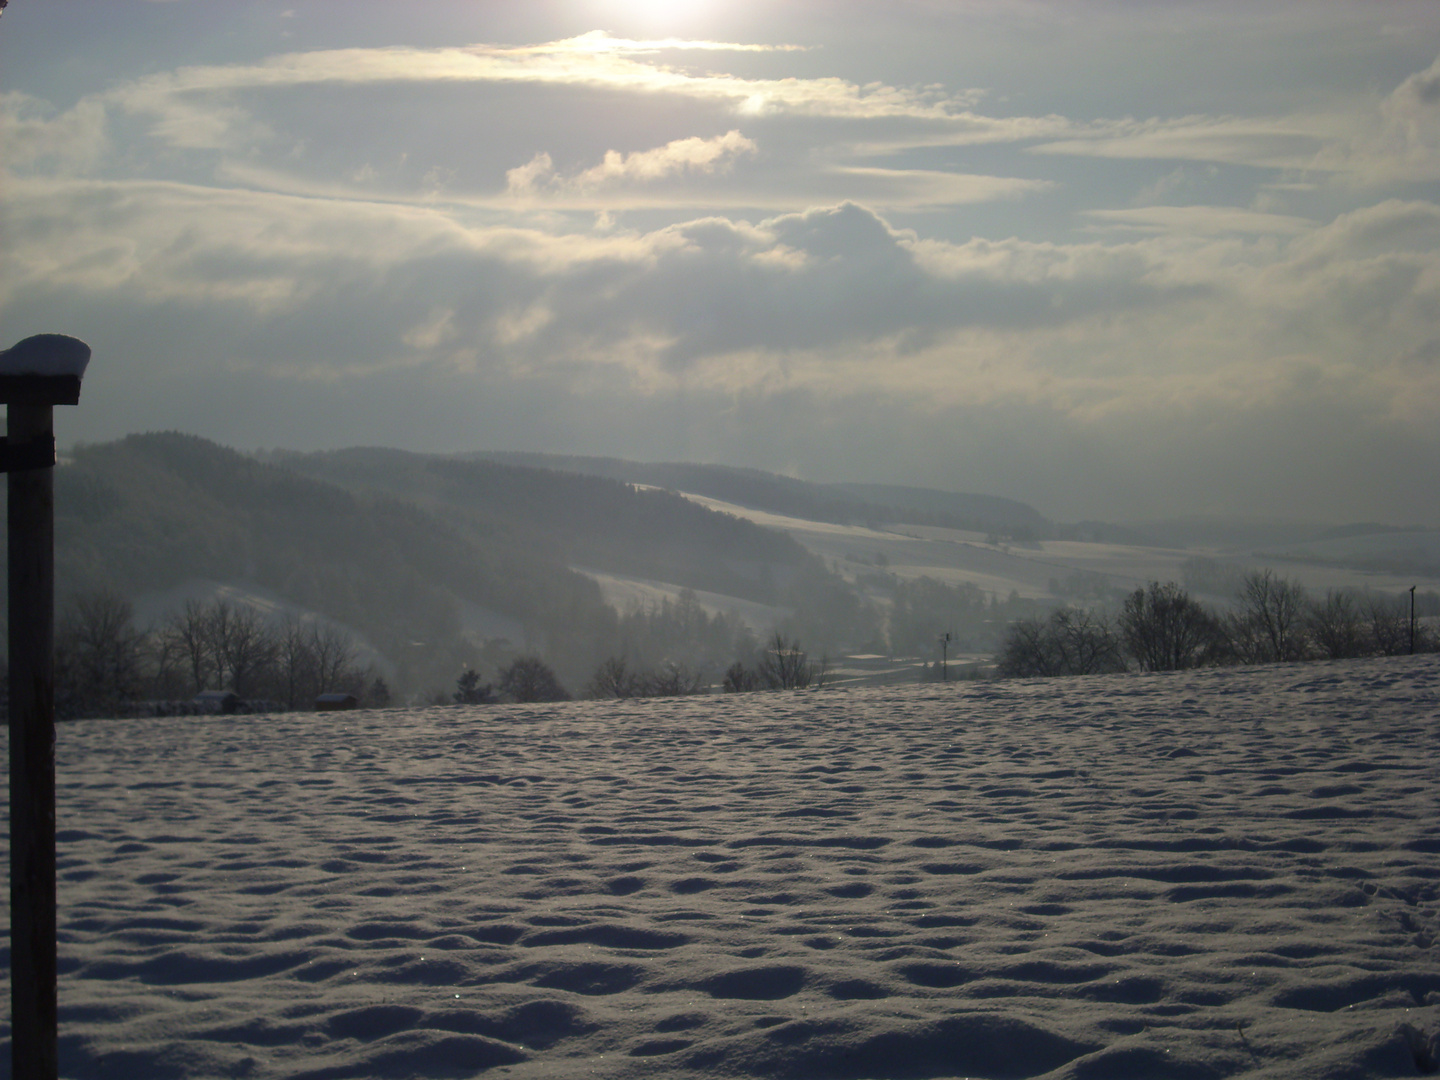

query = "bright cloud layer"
[3,1,1440,525]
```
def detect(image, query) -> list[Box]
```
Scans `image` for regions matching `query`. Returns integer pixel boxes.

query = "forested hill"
[273,447,813,605]
[474,451,1047,534]
[26,433,842,691]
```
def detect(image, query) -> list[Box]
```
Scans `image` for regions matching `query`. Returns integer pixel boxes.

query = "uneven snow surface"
[5,657,1440,1079]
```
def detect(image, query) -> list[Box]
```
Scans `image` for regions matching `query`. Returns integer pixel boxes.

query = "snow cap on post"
[0,335,91,405]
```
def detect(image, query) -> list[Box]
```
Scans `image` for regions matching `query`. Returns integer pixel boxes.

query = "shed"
[315,692,359,712]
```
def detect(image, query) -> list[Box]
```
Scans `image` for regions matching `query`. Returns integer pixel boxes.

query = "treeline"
[999,573,1437,678]
[582,631,828,699]
[50,591,383,719]
[437,627,826,705]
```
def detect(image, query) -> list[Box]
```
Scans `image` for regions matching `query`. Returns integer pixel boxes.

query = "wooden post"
[8,401,57,1080]
[1412,586,1418,656]
[0,333,89,1080]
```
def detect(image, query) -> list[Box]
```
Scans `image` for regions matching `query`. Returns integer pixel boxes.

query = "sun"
[588,0,717,35]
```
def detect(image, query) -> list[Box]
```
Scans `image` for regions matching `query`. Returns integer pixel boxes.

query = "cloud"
[1313,54,1440,184]
[0,92,109,173]
[501,30,807,56]
[507,130,758,195]
[1082,206,1315,237]
[1033,52,1440,188]
[91,34,972,161]
[0,171,1202,386]
[15,31,1055,217]
[1031,114,1335,171]
[7,164,1440,523]
[498,133,1044,211]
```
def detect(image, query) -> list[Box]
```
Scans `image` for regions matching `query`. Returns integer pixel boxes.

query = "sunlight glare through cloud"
[587,0,717,35]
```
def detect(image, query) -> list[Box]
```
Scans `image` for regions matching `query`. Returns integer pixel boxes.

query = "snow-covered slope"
[680,492,1440,604]
[12,655,1440,1078]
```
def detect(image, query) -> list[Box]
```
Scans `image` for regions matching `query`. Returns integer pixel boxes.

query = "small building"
[193,690,242,715]
[315,692,359,712]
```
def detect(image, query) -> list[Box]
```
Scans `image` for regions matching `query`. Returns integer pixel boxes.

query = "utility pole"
[2,334,90,1080]
[1411,585,1418,656]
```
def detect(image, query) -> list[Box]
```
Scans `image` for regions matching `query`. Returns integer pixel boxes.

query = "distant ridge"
[34,433,850,693]
[473,452,1048,534]
[830,483,1046,531]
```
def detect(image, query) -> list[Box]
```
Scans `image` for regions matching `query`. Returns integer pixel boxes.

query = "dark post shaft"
[1411,586,1418,656]
[9,402,57,1080]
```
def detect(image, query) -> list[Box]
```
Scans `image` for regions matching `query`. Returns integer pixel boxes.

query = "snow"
[676,493,1440,604]
[574,567,791,636]
[5,655,1439,1078]
[0,334,90,379]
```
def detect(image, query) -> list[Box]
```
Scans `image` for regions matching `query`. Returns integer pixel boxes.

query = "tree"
[210,602,276,699]
[1118,581,1219,671]
[274,615,317,710]
[641,660,706,697]
[757,633,815,690]
[309,622,358,694]
[997,607,1124,679]
[722,661,761,693]
[365,676,392,708]
[499,656,569,702]
[587,656,640,699]
[454,668,493,704]
[56,589,146,718]
[1307,590,1368,660]
[1227,570,1309,664]
[997,616,1061,678]
[886,576,989,656]
[163,598,218,694]
[1049,608,1124,675]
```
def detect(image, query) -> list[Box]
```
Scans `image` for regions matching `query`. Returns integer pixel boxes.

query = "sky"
[4,1,1440,527]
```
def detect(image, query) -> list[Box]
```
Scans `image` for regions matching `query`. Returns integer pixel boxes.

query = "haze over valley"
[20,433,1438,706]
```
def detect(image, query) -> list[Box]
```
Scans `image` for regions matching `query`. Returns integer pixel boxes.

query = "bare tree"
[1119,581,1219,671]
[162,599,218,694]
[587,656,640,699]
[1227,570,1310,664]
[212,602,276,698]
[309,623,358,694]
[274,615,316,710]
[1366,594,1414,656]
[144,622,190,701]
[1050,608,1125,675]
[997,616,1061,678]
[998,607,1124,679]
[57,589,146,717]
[499,656,569,702]
[1307,590,1369,660]
[757,633,816,690]
[722,661,761,693]
[641,661,706,697]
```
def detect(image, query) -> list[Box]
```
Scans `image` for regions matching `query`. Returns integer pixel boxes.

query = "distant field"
[680,493,1440,604]
[15,654,1440,1079]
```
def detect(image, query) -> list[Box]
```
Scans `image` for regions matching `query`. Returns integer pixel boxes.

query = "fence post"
[2,334,90,1080]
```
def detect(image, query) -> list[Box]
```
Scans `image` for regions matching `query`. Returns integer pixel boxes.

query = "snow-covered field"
[6,656,1440,1079]
[678,492,1440,603]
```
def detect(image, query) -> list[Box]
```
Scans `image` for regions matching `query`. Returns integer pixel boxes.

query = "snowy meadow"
[5,656,1440,1079]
